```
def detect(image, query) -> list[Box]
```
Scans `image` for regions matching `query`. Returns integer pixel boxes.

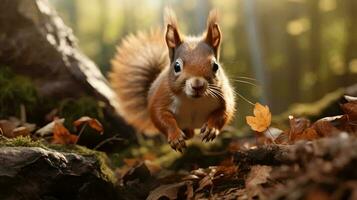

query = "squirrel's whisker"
[234,76,258,81]
[231,79,259,87]
[208,87,224,100]
[207,89,220,100]
[232,90,255,106]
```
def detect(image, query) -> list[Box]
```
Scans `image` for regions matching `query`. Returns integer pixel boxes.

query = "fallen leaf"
[312,120,339,137]
[214,165,238,182]
[35,118,65,137]
[121,162,152,184]
[52,120,78,144]
[73,116,103,134]
[246,165,272,199]
[196,173,213,191]
[275,131,290,144]
[291,127,320,142]
[12,126,30,137]
[344,95,357,102]
[289,116,311,136]
[146,181,192,200]
[263,127,284,142]
[0,120,17,138]
[246,165,272,187]
[246,103,272,132]
[341,101,357,121]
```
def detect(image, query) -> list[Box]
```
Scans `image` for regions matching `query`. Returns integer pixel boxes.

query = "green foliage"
[0,67,38,118]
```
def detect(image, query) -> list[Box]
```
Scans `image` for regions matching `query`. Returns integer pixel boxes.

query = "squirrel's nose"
[190,78,206,91]
[192,85,204,91]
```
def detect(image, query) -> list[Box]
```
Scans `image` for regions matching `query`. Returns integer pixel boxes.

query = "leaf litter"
[1,94,357,199]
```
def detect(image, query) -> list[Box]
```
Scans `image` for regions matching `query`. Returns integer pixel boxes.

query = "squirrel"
[109,9,236,152]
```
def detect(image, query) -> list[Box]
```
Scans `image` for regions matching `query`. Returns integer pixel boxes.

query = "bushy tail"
[109,29,169,134]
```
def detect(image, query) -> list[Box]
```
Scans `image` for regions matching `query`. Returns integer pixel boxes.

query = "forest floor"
[0,95,356,200]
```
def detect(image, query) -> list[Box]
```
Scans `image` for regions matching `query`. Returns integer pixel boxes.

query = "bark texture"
[0,0,119,112]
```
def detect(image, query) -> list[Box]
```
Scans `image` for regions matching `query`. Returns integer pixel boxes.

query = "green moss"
[49,144,116,183]
[0,136,46,148]
[0,67,38,118]
[0,136,115,183]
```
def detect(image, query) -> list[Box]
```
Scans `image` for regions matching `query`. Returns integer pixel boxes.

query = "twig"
[76,123,88,143]
[267,128,277,144]
[93,135,125,150]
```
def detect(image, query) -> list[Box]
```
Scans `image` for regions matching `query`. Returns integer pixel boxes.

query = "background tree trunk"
[0,0,118,112]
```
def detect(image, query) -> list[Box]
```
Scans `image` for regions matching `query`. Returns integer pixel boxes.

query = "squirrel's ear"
[164,8,182,60]
[204,9,221,59]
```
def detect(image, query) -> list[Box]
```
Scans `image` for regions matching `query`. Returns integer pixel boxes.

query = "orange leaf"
[73,116,103,134]
[291,127,320,142]
[246,103,272,132]
[52,120,78,144]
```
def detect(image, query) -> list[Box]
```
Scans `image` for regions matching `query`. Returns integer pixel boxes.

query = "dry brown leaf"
[341,101,357,121]
[52,120,78,144]
[275,130,290,144]
[291,127,320,142]
[73,116,103,134]
[312,120,339,137]
[246,165,272,187]
[0,119,17,138]
[197,173,213,191]
[146,181,192,200]
[35,118,65,137]
[289,116,311,135]
[246,165,272,198]
[246,103,272,132]
[12,126,30,137]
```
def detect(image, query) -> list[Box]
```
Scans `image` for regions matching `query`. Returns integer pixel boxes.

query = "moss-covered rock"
[0,136,118,199]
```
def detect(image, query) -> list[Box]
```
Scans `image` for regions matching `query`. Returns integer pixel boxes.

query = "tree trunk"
[0,0,121,118]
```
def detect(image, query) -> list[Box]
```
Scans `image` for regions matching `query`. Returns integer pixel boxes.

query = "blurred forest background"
[50,0,357,127]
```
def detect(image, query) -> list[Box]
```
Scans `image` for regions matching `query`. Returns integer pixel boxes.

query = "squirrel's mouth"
[184,77,208,99]
[190,92,204,98]
[186,89,206,98]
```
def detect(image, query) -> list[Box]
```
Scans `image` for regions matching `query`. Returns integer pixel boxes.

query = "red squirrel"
[110,9,236,152]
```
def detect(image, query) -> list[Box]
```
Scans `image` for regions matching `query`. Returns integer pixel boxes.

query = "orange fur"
[109,29,169,134]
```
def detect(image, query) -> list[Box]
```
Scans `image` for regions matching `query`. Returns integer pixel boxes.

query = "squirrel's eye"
[212,62,219,73]
[173,59,182,75]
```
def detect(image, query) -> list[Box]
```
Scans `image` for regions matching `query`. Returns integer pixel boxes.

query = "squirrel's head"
[165,8,222,99]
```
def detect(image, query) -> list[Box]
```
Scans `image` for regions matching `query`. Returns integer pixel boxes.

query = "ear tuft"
[205,9,222,58]
[164,7,182,60]
[164,7,179,31]
[206,9,219,28]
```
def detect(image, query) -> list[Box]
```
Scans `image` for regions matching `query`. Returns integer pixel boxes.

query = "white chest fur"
[170,95,221,129]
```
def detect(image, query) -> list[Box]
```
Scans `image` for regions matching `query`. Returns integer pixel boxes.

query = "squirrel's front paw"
[168,129,186,152]
[200,123,220,142]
